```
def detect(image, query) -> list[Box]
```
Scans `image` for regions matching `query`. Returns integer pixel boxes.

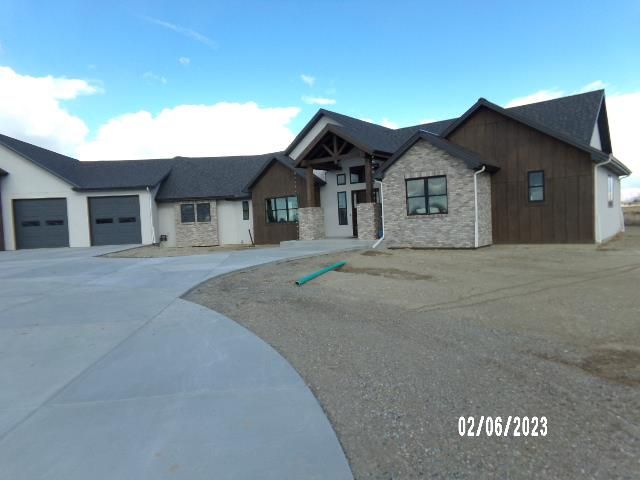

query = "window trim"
[405,175,448,216]
[265,195,298,224]
[337,191,348,225]
[336,173,346,186]
[242,200,250,220]
[527,170,545,203]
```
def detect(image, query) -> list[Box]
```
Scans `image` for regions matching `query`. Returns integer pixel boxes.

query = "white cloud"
[302,96,336,106]
[143,71,167,84]
[300,74,315,86]
[0,66,97,154]
[578,80,607,93]
[143,16,217,49]
[178,57,190,66]
[381,118,399,129]
[77,102,300,160]
[505,89,564,108]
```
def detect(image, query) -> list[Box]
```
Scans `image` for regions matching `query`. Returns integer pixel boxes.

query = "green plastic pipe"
[295,261,346,286]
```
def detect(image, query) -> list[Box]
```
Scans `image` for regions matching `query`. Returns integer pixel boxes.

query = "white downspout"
[147,187,157,245]
[473,165,486,248]
[594,155,614,243]
[372,180,385,249]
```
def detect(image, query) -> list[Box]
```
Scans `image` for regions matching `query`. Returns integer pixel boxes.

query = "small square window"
[405,175,447,215]
[196,203,211,222]
[180,204,195,223]
[350,166,365,184]
[336,173,346,185]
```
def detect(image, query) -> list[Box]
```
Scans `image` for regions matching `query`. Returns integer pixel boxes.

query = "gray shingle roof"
[377,130,498,178]
[74,159,175,191]
[155,153,277,201]
[243,154,325,191]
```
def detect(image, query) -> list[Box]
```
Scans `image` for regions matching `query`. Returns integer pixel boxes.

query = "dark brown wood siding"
[449,108,594,243]
[250,161,320,244]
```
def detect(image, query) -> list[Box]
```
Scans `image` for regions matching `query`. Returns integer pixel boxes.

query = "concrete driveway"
[0,243,358,479]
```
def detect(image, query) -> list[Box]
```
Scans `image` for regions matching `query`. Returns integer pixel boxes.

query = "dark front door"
[14,198,69,249]
[351,189,379,237]
[89,196,142,246]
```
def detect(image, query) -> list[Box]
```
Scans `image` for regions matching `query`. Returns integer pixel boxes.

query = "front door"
[351,189,379,237]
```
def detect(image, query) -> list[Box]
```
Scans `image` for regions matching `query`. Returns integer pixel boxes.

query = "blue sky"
[1,0,639,195]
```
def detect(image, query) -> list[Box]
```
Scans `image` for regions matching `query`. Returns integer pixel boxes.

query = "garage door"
[89,196,142,246]
[14,198,69,249]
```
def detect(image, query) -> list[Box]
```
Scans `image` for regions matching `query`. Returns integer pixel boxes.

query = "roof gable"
[244,154,325,191]
[440,97,611,163]
[377,130,497,178]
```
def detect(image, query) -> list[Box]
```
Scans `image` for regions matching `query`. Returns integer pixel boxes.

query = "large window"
[180,202,211,223]
[350,166,365,184]
[337,191,348,225]
[266,195,298,223]
[242,200,250,220]
[336,173,346,185]
[405,176,448,215]
[528,171,545,202]
[607,175,614,207]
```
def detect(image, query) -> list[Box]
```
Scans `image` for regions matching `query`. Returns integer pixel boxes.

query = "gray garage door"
[14,198,69,249]
[89,196,142,246]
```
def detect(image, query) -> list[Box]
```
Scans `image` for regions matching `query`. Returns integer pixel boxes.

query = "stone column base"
[356,202,380,240]
[298,207,325,240]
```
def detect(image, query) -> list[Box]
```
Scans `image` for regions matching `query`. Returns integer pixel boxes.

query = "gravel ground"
[185,228,640,479]
[105,244,274,258]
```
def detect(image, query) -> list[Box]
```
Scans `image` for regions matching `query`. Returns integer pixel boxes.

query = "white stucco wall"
[157,202,177,247]
[217,199,253,245]
[594,165,623,242]
[289,116,340,160]
[319,156,378,238]
[0,145,154,249]
[590,124,602,150]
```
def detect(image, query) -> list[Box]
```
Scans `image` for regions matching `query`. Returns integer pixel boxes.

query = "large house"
[0,89,631,251]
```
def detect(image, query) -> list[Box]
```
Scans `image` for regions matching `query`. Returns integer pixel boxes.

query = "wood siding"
[449,108,594,243]
[251,161,320,244]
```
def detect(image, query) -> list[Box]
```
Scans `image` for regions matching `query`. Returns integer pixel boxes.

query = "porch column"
[306,165,317,207]
[365,155,373,203]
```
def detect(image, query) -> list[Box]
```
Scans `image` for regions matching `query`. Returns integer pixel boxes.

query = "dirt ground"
[105,243,274,258]
[185,228,640,479]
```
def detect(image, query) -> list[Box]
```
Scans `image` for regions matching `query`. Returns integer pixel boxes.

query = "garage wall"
[0,145,155,249]
[217,200,253,245]
[157,203,177,247]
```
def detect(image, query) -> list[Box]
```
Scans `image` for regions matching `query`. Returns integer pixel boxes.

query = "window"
[242,200,250,220]
[406,176,448,215]
[180,204,195,223]
[118,217,136,223]
[21,221,40,227]
[266,196,298,223]
[350,166,365,184]
[607,175,614,207]
[96,218,113,224]
[528,171,545,202]
[337,192,348,225]
[336,173,346,185]
[196,203,211,222]
[46,220,64,226]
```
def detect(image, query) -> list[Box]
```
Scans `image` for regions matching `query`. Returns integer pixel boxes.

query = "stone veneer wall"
[174,200,219,247]
[356,202,380,240]
[383,139,492,248]
[298,207,324,240]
